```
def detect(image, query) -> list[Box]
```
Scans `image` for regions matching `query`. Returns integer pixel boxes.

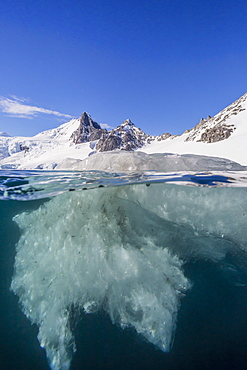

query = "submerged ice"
[11,183,247,370]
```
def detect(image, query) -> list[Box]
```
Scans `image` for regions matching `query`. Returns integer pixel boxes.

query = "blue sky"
[0,0,246,137]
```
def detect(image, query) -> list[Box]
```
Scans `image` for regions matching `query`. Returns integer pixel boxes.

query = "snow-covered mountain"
[142,92,247,165]
[95,119,154,151]
[0,116,90,169]
[0,112,155,169]
[0,92,246,170]
[0,132,10,137]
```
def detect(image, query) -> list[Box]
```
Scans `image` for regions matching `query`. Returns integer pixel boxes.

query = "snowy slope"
[0,118,93,169]
[141,92,247,165]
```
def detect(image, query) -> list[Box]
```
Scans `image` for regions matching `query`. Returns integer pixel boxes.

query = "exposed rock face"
[20,144,29,152]
[96,133,122,152]
[95,119,154,152]
[70,112,107,144]
[156,133,172,141]
[199,125,235,143]
[185,93,246,143]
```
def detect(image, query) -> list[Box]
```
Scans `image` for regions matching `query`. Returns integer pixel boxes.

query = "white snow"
[140,132,247,166]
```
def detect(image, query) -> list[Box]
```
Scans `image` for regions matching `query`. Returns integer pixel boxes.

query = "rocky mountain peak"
[80,112,101,129]
[70,113,106,144]
[121,118,134,126]
[115,119,140,133]
[116,119,142,133]
[95,119,153,152]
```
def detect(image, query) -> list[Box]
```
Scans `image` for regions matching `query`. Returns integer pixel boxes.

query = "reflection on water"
[1,169,247,201]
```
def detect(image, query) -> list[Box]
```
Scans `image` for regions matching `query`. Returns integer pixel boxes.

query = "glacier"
[10,176,247,370]
[56,151,247,172]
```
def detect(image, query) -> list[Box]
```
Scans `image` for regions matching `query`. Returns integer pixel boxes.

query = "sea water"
[1,169,247,370]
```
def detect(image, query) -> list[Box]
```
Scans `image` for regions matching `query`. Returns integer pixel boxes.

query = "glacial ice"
[56,151,247,172]
[11,182,247,370]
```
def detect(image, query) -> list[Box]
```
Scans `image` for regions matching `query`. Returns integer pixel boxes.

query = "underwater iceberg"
[10,175,247,370]
[1,152,245,369]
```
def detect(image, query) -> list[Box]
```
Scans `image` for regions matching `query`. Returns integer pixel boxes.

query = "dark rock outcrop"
[70,112,107,144]
[156,133,172,141]
[95,119,153,152]
[198,125,235,143]
[96,134,122,152]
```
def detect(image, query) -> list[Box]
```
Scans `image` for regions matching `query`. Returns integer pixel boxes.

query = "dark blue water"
[70,264,247,370]
[0,200,50,370]
[1,170,247,370]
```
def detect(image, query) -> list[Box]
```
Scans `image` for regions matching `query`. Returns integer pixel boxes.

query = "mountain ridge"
[184,92,247,143]
[0,92,246,169]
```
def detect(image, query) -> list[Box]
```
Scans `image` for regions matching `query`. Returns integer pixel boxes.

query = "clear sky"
[0,0,246,137]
